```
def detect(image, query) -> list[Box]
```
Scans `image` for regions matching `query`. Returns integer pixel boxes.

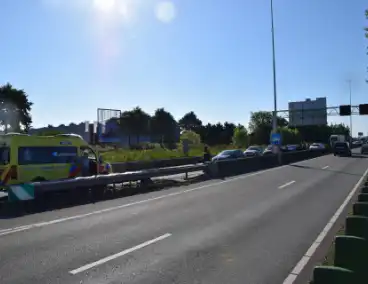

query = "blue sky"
[1,0,368,135]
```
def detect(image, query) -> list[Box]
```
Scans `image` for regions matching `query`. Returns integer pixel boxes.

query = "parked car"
[361,143,368,154]
[309,143,325,151]
[333,142,352,157]
[211,149,245,161]
[263,145,274,155]
[244,146,263,157]
[285,144,304,151]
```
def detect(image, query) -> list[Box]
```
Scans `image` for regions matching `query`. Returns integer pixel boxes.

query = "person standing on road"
[80,150,90,176]
[203,145,211,162]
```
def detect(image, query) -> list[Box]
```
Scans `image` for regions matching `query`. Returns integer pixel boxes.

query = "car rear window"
[18,146,78,165]
[334,142,347,148]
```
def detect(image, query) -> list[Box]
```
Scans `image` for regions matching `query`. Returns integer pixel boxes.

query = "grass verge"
[99,144,242,163]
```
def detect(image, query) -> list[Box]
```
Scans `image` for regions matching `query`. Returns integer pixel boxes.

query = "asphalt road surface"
[1,150,368,284]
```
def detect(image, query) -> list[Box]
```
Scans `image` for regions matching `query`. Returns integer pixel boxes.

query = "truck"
[329,134,349,148]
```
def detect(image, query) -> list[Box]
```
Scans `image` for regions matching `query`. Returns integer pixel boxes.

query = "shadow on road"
[290,162,364,177]
[0,174,210,219]
[351,154,368,159]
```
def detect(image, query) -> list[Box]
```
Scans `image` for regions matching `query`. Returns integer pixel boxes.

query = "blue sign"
[271,133,281,145]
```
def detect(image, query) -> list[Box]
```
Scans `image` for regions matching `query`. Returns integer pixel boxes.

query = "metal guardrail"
[5,148,333,203]
[111,156,203,173]
[7,164,207,202]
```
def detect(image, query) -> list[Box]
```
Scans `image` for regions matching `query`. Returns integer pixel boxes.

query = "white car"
[244,146,263,157]
[309,143,325,151]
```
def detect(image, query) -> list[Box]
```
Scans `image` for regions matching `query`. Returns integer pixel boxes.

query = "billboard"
[288,98,327,127]
[97,108,121,143]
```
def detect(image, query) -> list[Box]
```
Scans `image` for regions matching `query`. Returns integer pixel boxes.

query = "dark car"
[361,143,368,154]
[333,142,352,157]
[211,149,245,161]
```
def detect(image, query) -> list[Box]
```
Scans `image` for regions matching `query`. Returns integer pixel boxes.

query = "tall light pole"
[270,0,281,161]
[271,0,278,134]
[348,80,353,144]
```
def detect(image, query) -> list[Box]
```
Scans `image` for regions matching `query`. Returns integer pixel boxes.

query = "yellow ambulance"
[0,133,112,187]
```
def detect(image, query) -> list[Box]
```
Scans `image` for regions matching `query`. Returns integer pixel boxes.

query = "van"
[0,133,112,187]
[333,141,352,157]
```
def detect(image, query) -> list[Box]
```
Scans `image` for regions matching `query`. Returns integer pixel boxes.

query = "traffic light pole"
[348,80,353,148]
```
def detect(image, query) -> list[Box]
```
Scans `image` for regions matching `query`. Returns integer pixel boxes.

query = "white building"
[288,97,327,126]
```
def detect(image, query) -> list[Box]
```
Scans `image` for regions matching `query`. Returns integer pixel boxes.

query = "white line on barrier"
[69,233,172,275]
[282,166,368,284]
[0,154,330,237]
[322,166,329,169]
[278,180,295,189]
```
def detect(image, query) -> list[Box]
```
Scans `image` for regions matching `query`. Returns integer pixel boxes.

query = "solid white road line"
[278,181,295,189]
[69,233,172,275]
[322,166,329,169]
[282,166,368,284]
[0,154,329,237]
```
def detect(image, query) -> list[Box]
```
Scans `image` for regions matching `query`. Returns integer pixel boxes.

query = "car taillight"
[9,165,17,180]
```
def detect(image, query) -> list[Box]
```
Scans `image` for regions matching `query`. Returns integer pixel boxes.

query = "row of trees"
[231,111,349,148]
[108,107,350,147]
[0,83,351,147]
[106,108,240,145]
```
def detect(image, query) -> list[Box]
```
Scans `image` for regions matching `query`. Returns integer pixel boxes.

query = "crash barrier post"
[311,175,368,284]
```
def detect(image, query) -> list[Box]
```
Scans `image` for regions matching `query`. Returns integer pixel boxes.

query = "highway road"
[1,151,368,284]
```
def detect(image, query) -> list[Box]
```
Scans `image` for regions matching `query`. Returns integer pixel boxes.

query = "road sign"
[270,133,281,145]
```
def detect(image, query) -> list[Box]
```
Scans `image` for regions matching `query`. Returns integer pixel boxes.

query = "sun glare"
[93,0,116,12]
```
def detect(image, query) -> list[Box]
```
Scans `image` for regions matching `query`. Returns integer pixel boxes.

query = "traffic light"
[339,105,351,116]
[359,104,368,115]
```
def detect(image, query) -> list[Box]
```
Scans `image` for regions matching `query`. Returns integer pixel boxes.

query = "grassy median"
[98,144,237,163]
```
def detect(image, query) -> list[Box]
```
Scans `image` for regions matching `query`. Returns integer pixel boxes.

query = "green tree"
[232,126,248,148]
[222,122,236,144]
[330,123,350,136]
[0,83,33,132]
[248,111,288,132]
[178,111,202,132]
[151,108,178,143]
[180,130,201,145]
[278,127,301,144]
[119,107,151,144]
[295,123,350,144]
[248,111,288,145]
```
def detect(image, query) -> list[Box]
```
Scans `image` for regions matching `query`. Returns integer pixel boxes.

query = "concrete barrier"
[311,174,368,284]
